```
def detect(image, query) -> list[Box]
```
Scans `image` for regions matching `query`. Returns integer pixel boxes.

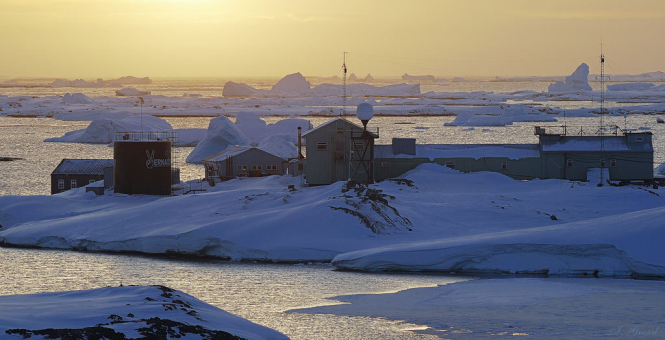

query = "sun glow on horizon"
[1,0,664,79]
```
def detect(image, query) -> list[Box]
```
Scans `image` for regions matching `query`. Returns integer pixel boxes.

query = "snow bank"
[45,115,173,144]
[548,63,592,93]
[62,93,96,104]
[332,205,665,277]
[115,87,151,96]
[1,163,664,272]
[0,285,287,340]
[185,115,249,163]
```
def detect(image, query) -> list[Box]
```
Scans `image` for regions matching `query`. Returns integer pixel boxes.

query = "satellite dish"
[356,103,374,121]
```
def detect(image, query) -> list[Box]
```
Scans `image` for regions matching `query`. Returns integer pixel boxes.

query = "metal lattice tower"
[342,52,347,117]
[599,49,606,186]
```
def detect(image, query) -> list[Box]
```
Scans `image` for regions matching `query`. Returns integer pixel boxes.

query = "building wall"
[204,149,286,182]
[433,157,543,180]
[543,151,653,181]
[304,120,371,185]
[51,174,104,194]
[374,158,430,182]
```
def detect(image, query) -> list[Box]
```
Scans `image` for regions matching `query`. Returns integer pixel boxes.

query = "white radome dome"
[356,103,374,121]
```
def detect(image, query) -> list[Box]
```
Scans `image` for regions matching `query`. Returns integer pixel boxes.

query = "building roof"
[203,146,286,162]
[52,159,114,175]
[540,135,653,153]
[375,144,541,161]
[302,117,379,138]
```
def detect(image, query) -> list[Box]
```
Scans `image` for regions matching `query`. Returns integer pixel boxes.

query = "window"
[600,159,606,168]
[58,179,64,189]
[89,179,96,184]
[353,142,364,151]
[567,159,573,168]
[501,161,508,170]
[445,161,456,169]
[636,137,644,142]
[251,165,262,171]
[610,159,617,167]
[266,165,278,171]
[70,179,77,188]
[381,162,388,168]
[337,127,344,134]
[316,142,328,150]
[237,165,248,171]
[298,163,304,171]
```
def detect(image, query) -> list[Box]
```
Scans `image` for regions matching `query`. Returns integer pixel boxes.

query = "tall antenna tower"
[599,47,606,186]
[342,52,347,117]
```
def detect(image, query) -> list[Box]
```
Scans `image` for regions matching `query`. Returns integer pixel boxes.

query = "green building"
[302,118,654,185]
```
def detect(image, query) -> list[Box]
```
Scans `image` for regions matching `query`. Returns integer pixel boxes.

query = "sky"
[1,0,664,79]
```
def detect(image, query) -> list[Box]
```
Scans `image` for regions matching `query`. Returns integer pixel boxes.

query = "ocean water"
[0,247,468,339]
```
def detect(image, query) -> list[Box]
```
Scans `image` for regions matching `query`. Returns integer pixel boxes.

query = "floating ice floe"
[607,83,655,91]
[444,105,557,126]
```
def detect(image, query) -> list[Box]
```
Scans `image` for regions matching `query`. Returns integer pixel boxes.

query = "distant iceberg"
[402,73,436,81]
[115,87,151,96]
[548,63,592,93]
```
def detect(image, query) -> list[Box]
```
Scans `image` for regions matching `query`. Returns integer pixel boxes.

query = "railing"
[114,131,179,144]
[534,125,626,137]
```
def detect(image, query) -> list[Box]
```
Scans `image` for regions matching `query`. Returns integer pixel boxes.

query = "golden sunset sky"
[1,0,664,79]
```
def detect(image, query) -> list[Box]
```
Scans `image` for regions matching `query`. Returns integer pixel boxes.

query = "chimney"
[297,126,303,159]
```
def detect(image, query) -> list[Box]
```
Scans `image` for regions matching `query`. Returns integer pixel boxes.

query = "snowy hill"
[0,285,287,340]
[1,164,664,277]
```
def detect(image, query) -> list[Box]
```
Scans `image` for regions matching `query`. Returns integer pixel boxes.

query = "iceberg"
[185,115,250,163]
[45,115,173,144]
[115,87,151,96]
[271,72,311,95]
[548,63,593,93]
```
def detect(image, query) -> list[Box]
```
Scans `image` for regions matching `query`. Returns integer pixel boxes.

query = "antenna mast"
[599,46,606,186]
[342,52,347,117]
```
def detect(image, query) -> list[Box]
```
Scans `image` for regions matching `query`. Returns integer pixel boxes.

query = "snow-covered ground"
[293,277,665,338]
[1,163,664,278]
[0,285,287,339]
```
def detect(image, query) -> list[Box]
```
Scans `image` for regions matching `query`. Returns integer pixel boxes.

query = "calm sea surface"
[0,247,468,339]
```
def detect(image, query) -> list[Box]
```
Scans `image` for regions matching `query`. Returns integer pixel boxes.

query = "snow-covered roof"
[302,117,378,138]
[203,146,285,162]
[540,135,653,152]
[51,159,114,175]
[375,144,540,160]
